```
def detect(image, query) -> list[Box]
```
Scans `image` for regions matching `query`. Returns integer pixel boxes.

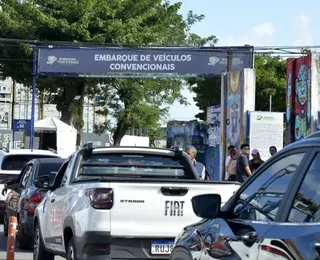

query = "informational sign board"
[13,119,31,132]
[249,111,284,161]
[37,47,253,76]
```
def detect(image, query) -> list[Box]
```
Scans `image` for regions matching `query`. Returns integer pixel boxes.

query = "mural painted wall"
[286,55,312,143]
[220,69,256,180]
[226,71,242,148]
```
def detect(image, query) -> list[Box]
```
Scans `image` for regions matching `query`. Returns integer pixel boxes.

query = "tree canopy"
[190,55,287,121]
[0,0,216,145]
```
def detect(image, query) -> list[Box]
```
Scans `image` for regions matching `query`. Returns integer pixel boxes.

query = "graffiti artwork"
[227,71,241,148]
[285,55,312,143]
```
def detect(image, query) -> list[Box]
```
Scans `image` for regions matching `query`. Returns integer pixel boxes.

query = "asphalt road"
[0,225,64,260]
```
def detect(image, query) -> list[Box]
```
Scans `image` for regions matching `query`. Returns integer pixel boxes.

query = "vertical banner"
[285,58,294,145]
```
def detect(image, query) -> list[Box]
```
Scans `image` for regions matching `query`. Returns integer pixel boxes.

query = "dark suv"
[171,136,320,260]
[4,158,65,249]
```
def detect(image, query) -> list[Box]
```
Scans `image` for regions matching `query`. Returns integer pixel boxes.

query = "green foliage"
[190,55,287,120]
[254,55,287,112]
[93,78,187,145]
[0,0,217,144]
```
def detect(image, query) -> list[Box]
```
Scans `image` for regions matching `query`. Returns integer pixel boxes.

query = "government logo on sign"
[47,55,57,65]
[208,56,219,66]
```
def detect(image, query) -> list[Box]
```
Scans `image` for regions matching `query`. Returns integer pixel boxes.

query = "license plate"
[151,240,174,255]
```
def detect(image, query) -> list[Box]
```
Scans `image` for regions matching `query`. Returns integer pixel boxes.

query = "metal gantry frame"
[29,45,254,149]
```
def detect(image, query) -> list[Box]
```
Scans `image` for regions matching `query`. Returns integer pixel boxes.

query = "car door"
[256,148,320,259]
[7,164,33,218]
[6,164,28,217]
[45,155,75,253]
[43,160,69,251]
[50,154,75,252]
[199,148,310,260]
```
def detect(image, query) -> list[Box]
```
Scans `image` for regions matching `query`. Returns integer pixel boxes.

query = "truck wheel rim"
[33,228,39,260]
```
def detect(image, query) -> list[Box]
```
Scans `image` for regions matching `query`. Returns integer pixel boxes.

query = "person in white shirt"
[225,145,235,180]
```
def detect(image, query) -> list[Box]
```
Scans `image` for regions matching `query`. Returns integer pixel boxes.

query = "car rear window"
[37,162,64,183]
[79,153,190,178]
[1,155,58,171]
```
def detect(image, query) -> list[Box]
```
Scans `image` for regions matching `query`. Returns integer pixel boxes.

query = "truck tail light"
[26,193,41,214]
[85,188,113,209]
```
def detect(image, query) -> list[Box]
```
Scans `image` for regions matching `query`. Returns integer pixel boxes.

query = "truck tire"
[66,237,77,260]
[17,224,33,250]
[33,223,55,260]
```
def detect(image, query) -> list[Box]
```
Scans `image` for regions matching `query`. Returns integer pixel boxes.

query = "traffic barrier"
[6,216,17,260]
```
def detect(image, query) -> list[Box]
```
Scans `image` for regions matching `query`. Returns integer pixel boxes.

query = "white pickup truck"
[33,146,240,260]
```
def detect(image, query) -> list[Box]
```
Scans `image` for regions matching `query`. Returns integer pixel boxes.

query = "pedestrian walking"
[236,143,252,183]
[249,148,264,173]
[225,145,236,180]
[186,145,209,180]
[227,148,238,181]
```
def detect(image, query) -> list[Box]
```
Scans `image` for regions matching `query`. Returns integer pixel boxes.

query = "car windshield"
[79,153,189,178]
[1,155,58,171]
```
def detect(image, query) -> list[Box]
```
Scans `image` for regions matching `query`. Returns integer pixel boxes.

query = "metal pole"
[269,95,272,112]
[11,80,15,148]
[30,47,37,150]
[87,104,89,133]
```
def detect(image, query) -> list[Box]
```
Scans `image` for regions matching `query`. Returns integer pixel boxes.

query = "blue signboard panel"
[37,46,253,76]
[13,119,31,132]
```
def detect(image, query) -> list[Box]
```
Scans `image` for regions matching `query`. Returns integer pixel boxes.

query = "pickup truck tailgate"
[110,182,238,237]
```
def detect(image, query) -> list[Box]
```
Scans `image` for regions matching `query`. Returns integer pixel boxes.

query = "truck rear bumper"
[75,232,173,259]
[111,237,173,259]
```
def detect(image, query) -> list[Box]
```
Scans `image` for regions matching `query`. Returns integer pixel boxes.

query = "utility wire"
[0,37,319,53]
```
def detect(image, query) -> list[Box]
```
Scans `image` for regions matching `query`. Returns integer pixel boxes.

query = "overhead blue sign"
[13,119,31,132]
[37,47,253,76]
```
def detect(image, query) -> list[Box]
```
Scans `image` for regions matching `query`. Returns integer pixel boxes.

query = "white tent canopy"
[34,117,77,158]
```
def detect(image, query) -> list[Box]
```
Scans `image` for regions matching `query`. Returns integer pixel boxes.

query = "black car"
[170,136,320,260]
[4,158,65,249]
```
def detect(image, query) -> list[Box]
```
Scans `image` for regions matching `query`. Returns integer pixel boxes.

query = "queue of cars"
[1,145,240,260]
[10,139,320,260]
[0,149,61,221]
[4,158,65,249]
